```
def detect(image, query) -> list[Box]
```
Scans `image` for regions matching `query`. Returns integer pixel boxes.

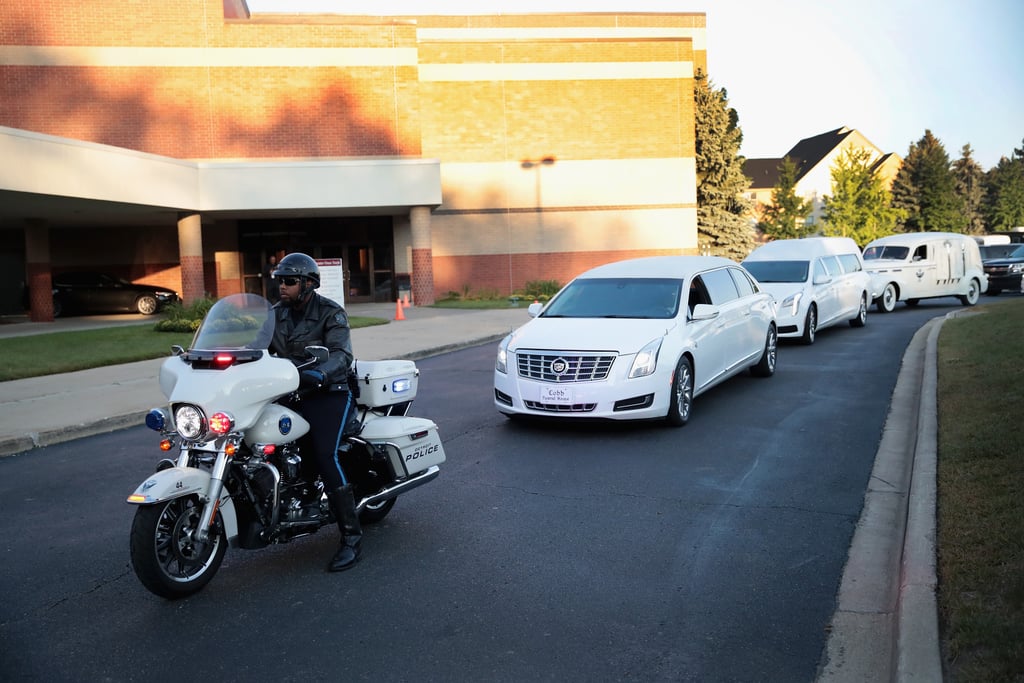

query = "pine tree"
[694,71,754,260]
[821,147,903,247]
[952,144,987,234]
[891,130,963,232]
[983,139,1024,231]
[758,156,813,240]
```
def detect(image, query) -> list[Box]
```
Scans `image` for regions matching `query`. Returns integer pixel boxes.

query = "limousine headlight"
[628,338,662,379]
[496,335,511,374]
[780,291,803,315]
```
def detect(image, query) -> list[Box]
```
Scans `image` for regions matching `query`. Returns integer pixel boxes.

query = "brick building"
[0,1,705,321]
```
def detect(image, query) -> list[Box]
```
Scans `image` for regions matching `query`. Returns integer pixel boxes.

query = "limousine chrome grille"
[516,351,615,383]
[524,400,597,413]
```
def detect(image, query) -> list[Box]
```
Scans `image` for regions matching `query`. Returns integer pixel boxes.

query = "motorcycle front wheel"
[130,495,227,599]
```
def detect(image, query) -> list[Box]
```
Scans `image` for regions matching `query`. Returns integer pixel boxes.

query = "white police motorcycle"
[127,293,445,599]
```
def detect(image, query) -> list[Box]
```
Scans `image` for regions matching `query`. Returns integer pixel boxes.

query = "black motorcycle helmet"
[272,253,321,288]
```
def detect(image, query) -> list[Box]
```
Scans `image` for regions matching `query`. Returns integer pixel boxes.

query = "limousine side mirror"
[813,273,832,285]
[690,303,719,321]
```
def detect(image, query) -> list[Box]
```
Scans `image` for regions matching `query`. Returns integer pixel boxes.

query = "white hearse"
[862,232,987,312]
[742,236,871,344]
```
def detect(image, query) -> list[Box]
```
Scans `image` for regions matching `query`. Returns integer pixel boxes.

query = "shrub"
[153,297,217,333]
[524,279,562,297]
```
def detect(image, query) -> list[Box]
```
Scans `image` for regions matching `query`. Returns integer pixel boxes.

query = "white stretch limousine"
[493,256,778,427]
[742,237,871,344]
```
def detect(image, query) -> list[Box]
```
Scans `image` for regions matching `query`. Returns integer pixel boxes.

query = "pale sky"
[247,0,1024,170]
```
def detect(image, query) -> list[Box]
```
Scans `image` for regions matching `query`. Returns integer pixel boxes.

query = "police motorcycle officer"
[269,253,362,572]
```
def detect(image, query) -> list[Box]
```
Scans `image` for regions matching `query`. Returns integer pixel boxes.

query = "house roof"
[742,157,784,190]
[744,126,865,190]
[871,152,898,174]
[783,126,855,177]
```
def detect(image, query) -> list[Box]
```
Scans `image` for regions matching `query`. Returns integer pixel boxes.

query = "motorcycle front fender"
[126,467,238,541]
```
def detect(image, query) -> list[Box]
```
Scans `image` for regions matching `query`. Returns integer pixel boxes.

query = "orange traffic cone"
[403,292,411,307]
[394,299,405,321]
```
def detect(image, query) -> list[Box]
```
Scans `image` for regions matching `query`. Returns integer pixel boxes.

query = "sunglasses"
[277,276,301,287]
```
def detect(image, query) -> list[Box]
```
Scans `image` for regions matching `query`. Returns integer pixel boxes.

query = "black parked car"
[981,244,1024,296]
[47,272,180,316]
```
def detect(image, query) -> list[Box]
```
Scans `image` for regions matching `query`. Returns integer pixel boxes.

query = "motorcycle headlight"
[174,404,206,440]
[496,335,511,374]
[628,338,662,379]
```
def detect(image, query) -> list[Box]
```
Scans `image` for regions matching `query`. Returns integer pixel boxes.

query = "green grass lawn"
[935,297,1024,682]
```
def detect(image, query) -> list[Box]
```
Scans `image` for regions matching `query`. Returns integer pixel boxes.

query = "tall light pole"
[515,156,555,297]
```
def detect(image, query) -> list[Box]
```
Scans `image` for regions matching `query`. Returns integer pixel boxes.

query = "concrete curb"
[0,413,149,458]
[817,317,943,681]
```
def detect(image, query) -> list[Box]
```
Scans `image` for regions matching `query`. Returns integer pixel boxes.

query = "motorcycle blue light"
[145,409,167,431]
[392,378,411,394]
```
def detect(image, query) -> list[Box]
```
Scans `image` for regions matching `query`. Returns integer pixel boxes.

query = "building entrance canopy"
[0,126,441,227]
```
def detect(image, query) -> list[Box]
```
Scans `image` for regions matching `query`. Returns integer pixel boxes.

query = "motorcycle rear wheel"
[130,495,227,599]
[359,496,396,524]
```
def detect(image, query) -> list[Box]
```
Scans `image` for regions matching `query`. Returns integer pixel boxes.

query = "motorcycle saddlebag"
[359,416,445,477]
[353,360,418,409]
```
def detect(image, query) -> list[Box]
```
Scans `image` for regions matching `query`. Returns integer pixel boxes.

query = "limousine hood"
[756,281,805,301]
[508,317,678,355]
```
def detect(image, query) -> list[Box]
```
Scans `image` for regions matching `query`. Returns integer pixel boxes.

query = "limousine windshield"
[742,260,809,283]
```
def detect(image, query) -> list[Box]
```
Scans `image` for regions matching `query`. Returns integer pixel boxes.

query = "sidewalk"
[0,301,944,681]
[0,302,527,457]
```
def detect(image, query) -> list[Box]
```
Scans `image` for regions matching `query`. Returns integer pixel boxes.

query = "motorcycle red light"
[209,412,234,435]
[260,444,276,456]
[213,353,235,368]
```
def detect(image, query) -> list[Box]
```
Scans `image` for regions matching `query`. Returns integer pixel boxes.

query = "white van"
[862,232,987,312]
[742,237,871,344]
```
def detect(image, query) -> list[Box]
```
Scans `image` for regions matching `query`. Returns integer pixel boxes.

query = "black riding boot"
[326,484,362,572]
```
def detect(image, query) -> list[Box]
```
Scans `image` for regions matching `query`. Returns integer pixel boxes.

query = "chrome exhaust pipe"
[356,466,440,513]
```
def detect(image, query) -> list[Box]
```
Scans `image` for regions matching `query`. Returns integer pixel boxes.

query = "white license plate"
[540,384,574,403]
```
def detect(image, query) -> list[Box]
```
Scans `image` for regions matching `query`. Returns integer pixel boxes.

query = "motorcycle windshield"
[190,293,274,351]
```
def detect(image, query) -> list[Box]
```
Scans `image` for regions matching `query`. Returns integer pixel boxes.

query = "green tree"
[952,144,987,234]
[982,139,1024,231]
[891,130,963,232]
[694,71,754,259]
[758,156,813,240]
[821,147,903,246]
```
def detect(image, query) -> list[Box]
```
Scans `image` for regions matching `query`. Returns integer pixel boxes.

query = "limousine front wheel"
[959,278,981,307]
[876,283,897,313]
[850,294,868,328]
[666,356,694,427]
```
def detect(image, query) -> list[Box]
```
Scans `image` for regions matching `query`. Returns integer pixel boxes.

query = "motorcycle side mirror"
[171,344,185,356]
[305,345,329,364]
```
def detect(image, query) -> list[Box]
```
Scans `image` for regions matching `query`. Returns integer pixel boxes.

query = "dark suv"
[981,244,1024,296]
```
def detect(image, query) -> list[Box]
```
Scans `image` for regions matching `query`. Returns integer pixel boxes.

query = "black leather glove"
[300,369,326,389]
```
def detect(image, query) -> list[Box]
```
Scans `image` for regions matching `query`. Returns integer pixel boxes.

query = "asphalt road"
[0,300,963,682]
